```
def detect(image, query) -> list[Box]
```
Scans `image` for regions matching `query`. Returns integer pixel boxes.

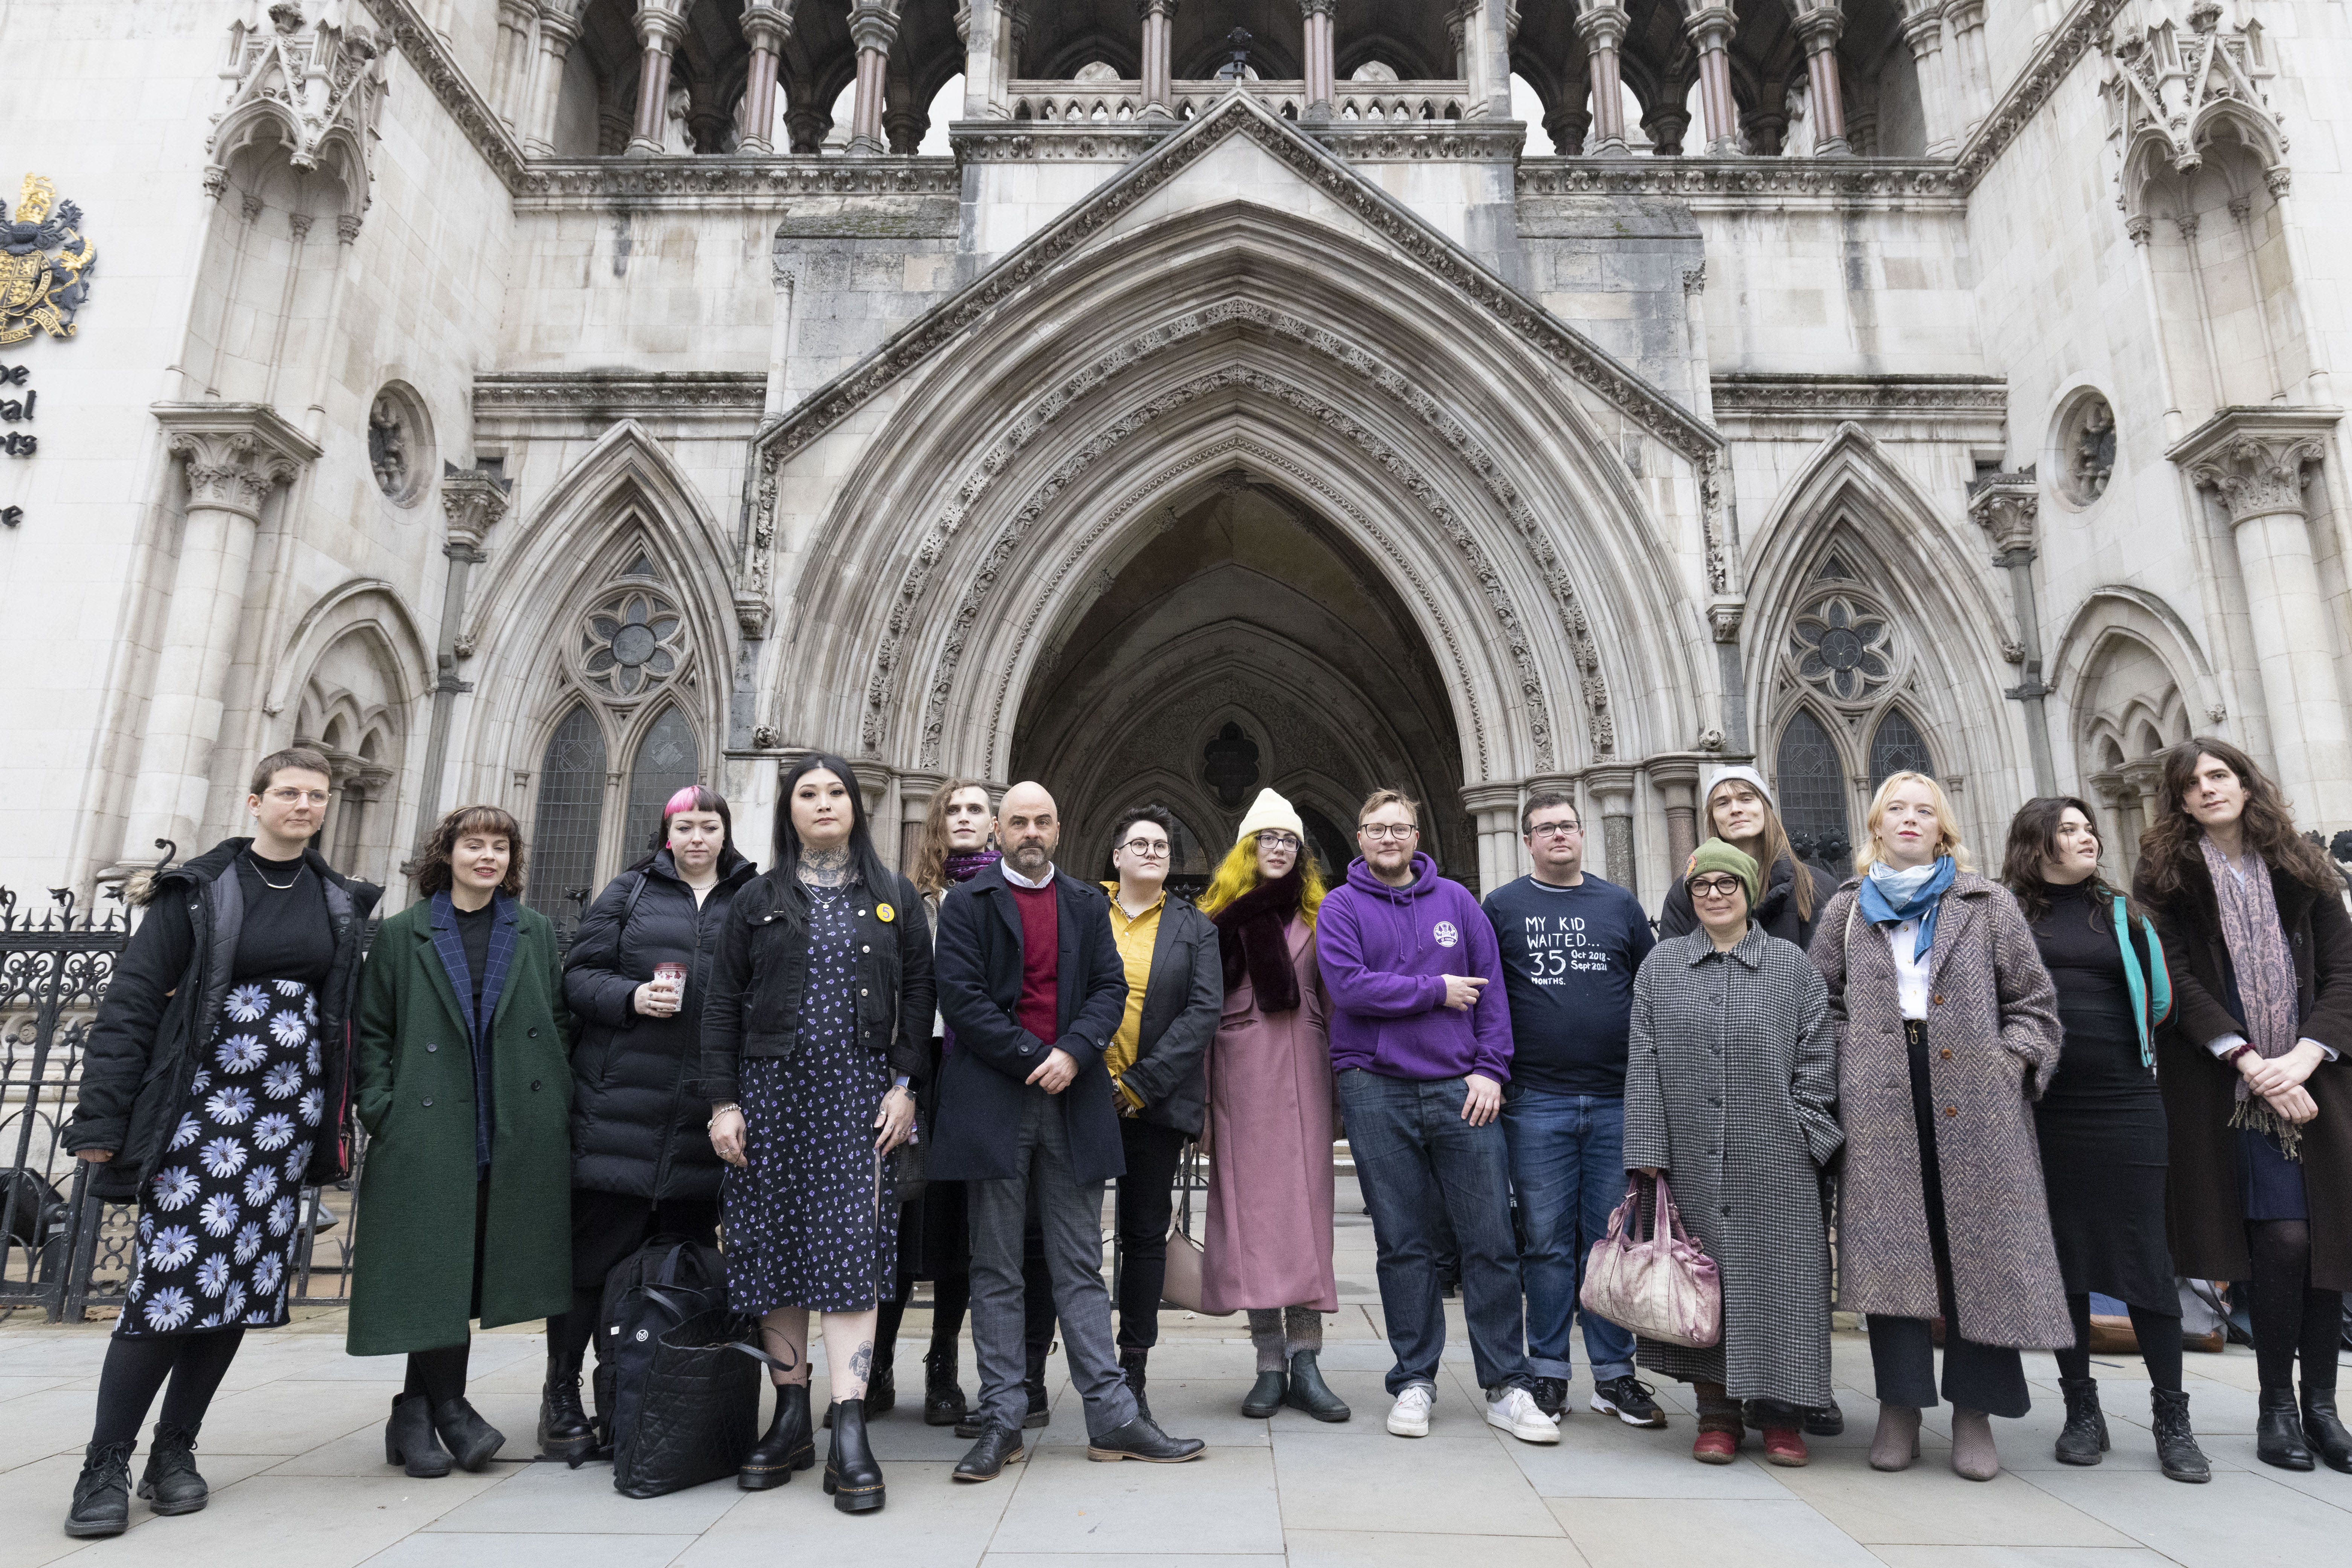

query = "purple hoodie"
[1317,852,1514,1083]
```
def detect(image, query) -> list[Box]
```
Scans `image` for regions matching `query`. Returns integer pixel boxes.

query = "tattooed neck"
[799,845,855,887]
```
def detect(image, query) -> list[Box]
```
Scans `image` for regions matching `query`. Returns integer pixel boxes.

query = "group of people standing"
[52,729,2351,1534]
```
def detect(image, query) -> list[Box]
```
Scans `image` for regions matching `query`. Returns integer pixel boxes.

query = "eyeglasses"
[1257,832,1301,850]
[1688,875,1746,898]
[1360,823,1418,842]
[1526,821,1582,838]
[265,788,330,806]
[1120,838,1170,858]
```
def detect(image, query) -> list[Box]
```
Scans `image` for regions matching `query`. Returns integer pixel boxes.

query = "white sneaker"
[1486,1385,1562,1445]
[1386,1383,1435,1438]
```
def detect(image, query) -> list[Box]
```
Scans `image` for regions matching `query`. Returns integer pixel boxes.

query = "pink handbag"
[1579,1174,1723,1349]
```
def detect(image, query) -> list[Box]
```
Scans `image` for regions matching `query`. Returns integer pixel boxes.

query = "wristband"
[2222,1044,2256,1067]
[707,1102,742,1128]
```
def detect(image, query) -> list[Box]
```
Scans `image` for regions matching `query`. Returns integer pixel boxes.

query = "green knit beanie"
[1685,840,1761,908]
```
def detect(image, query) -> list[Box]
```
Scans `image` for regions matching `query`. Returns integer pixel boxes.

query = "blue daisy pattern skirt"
[118,978,324,1337]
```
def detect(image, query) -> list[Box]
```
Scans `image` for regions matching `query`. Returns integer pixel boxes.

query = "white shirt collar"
[1000,861,1056,890]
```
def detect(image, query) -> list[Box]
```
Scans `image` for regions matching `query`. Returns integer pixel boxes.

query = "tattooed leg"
[823,1308,883,1402]
[761,1305,812,1387]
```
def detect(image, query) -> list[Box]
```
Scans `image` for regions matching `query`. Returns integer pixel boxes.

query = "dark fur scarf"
[1213,869,1304,1013]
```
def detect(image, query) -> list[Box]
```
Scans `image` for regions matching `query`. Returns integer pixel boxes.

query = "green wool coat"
[346,898,576,1356]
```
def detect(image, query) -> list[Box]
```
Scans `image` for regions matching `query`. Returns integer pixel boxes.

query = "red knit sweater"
[1010,880,1059,1047]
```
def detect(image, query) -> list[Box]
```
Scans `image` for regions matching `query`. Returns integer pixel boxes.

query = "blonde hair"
[1196,834,1328,930]
[1854,771,1974,875]
[912,777,990,896]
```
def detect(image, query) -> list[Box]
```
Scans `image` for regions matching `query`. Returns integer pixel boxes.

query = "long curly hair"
[2137,736,2338,902]
[911,777,991,897]
[1197,834,1328,928]
[2000,795,2139,926]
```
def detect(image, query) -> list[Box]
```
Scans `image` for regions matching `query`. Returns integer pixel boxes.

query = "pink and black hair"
[631,784,733,869]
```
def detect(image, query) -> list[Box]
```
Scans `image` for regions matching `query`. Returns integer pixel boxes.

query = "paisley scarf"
[2198,835,2304,1158]
[944,847,1000,884]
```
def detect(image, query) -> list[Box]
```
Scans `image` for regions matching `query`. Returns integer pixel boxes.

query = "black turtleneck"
[2028,878,2149,1103]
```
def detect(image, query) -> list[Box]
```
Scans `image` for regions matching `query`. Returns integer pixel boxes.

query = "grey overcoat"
[1623,925,1843,1406]
[1810,872,2072,1349]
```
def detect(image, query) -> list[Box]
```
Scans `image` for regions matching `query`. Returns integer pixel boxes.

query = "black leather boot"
[952,1423,1025,1482]
[1804,1396,1845,1437]
[1285,1351,1352,1423]
[137,1422,209,1514]
[2303,1383,2352,1473]
[923,1344,969,1428]
[1241,1368,1287,1418]
[63,1440,134,1537]
[2258,1387,2315,1470]
[1024,1341,1052,1427]
[740,1383,815,1490]
[384,1394,453,1478]
[1120,1349,1152,1426]
[823,1399,886,1513]
[2054,1376,2107,1466]
[1087,1413,1207,1464]
[2150,1388,2210,1484]
[537,1347,596,1467]
[431,1397,506,1472]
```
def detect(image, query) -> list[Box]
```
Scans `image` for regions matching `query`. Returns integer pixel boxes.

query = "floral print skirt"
[118,978,325,1337]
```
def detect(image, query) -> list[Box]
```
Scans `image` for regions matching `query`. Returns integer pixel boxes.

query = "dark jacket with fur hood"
[63,839,381,1200]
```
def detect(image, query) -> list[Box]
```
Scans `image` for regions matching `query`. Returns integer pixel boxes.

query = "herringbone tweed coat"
[1624,925,1844,1405]
[1810,872,2073,1349]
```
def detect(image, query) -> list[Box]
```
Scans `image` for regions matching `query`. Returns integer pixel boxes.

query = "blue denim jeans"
[1501,1087,1637,1383]
[1337,1068,1530,1397]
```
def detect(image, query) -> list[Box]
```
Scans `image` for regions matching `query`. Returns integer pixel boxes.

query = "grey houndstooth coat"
[1810,872,2073,1349]
[1623,924,1843,1406]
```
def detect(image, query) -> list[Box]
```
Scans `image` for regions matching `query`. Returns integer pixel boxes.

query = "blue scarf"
[1857,857,1957,962]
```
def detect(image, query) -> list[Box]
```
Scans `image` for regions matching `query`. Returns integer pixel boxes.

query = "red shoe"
[1761,1426,1809,1467]
[1692,1429,1740,1465]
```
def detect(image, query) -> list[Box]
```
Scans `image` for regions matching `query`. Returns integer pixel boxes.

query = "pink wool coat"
[1810,872,2073,1349]
[1200,916,1339,1315]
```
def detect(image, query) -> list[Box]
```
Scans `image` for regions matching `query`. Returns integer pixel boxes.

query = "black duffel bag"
[612,1307,774,1498]
[592,1237,730,1459]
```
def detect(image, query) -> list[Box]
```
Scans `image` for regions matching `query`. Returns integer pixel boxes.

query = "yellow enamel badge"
[876,902,895,922]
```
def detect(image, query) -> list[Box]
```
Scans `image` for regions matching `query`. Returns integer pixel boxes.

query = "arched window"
[621,707,699,860]
[1775,708,1850,866]
[531,705,608,917]
[1868,708,1934,786]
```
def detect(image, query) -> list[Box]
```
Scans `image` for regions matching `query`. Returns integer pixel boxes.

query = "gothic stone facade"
[4,0,2348,918]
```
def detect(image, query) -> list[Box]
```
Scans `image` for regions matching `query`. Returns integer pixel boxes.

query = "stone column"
[2175,415,2352,824]
[493,0,537,129]
[1577,2,1631,154]
[897,771,944,876]
[129,406,321,862]
[411,468,512,852]
[522,4,581,156]
[1898,4,1955,157]
[1650,758,1702,875]
[846,1,902,156]
[626,2,688,155]
[1947,0,1991,134]
[1138,0,1176,118]
[1461,783,1524,898]
[1683,3,1741,155]
[961,0,1004,119]
[852,762,900,866]
[1300,0,1337,118]
[1968,469,2057,795]
[1793,5,1848,155]
[1585,765,1639,902]
[738,3,797,154]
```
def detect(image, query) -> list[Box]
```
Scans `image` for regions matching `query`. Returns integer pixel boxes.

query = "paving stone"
[990,1442,1282,1555]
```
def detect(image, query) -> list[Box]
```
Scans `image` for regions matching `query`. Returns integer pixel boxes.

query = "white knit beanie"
[1702,764,1775,811]
[1233,787,1305,845]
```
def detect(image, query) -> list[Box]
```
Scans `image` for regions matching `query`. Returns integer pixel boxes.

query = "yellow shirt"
[1101,882,1165,1110]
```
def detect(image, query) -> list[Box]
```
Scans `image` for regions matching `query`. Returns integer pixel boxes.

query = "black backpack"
[591,1237,780,1496]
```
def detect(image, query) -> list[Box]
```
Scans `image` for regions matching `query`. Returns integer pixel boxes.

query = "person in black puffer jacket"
[1657,765,1840,950]
[538,786,757,1461]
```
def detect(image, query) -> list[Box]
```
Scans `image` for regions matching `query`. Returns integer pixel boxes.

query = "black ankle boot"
[384,1394,453,1478]
[2150,1388,2210,1483]
[1024,1342,1052,1428]
[922,1345,969,1428]
[823,1399,886,1513]
[138,1422,209,1514]
[537,1348,596,1467]
[1120,1349,1152,1426]
[1285,1351,1352,1423]
[2258,1387,2315,1470]
[2054,1376,2107,1466]
[741,1383,815,1490]
[2303,1384,2352,1473]
[64,1440,134,1537]
[431,1397,506,1472]
[1242,1369,1287,1418]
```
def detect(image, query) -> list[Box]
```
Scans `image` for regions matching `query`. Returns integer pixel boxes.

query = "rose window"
[579,589,685,698]
[1791,595,1894,703]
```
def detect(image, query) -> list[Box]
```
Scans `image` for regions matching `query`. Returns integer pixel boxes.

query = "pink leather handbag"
[1579,1174,1723,1349]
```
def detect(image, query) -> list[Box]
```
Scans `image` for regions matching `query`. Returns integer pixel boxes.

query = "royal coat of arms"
[2,175,97,346]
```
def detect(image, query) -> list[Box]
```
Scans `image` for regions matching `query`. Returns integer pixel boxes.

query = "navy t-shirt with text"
[1480,873,1656,1096]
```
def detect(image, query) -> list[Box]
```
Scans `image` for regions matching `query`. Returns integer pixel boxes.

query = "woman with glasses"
[1812,773,2066,1481]
[1093,805,1221,1418]
[1625,842,1842,1467]
[61,750,380,1538]
[1196,790,1349,1422]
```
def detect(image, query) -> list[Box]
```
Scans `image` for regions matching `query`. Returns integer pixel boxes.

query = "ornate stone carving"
[1518,159,1963,206]
[1952,0,2131,190]
[154,403,319,522]
[2101,2,2285,191]
[2057,393,2115,505]
[213,1,391,215]
[359,0,523,188]
[472,372,768,417]
[1709,374,2007,420]
[513,158,959,208]
[2186,434,2325,525]
[1967,467,2039,555]
[438,466,509,554]
[1790,593,1896,705]
[577,585,688,700]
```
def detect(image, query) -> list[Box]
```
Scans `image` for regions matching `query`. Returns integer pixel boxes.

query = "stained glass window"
[530,705,607,917]
[1775,708,1850,869]
[622,708,699,859]
[1868,708,1935,786]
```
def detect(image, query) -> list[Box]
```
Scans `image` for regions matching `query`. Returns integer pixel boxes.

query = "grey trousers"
[967,1089,1138,1439]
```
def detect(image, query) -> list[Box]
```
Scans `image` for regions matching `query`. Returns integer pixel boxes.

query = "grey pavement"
[3,1179,2345,1568]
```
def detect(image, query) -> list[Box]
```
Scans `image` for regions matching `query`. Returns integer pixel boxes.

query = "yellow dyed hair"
[1196,833,1328,930]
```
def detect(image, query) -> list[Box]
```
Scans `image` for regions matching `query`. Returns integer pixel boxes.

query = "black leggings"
[874,1270,972,1370]
[2247,1220,2345,1393]
[2055,1294,2184,1392]
[91,1328,247,1447]
[405,1341,472,1408]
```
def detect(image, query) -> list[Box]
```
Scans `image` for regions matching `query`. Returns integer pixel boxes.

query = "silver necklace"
[249,853,300,891]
